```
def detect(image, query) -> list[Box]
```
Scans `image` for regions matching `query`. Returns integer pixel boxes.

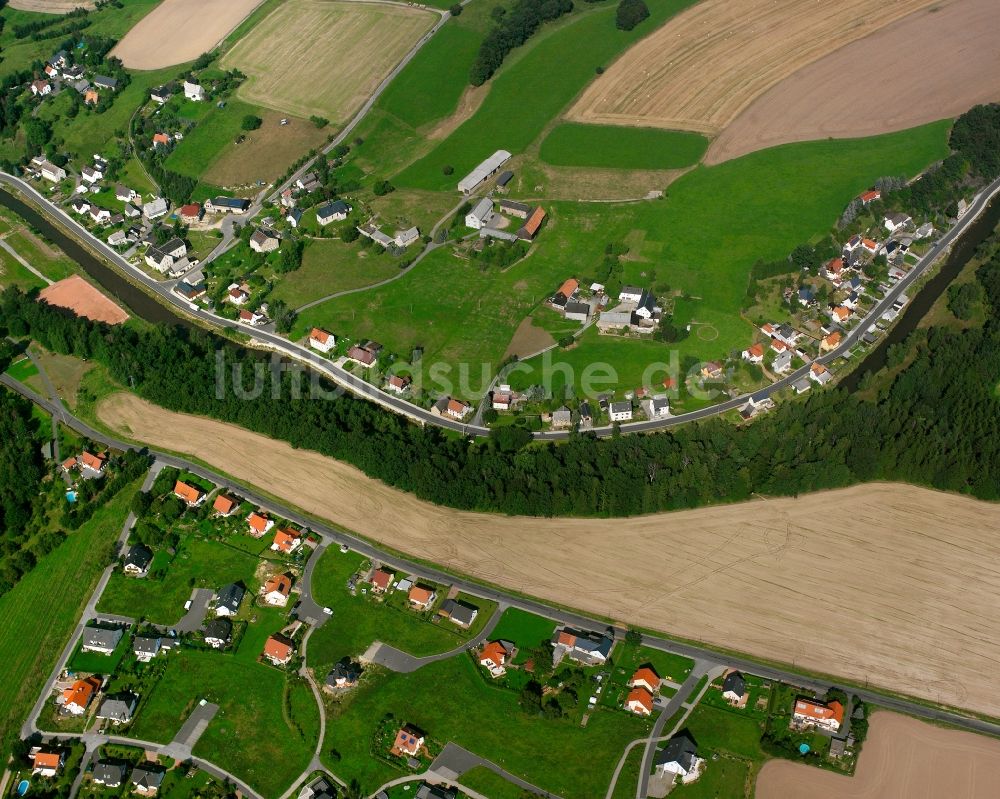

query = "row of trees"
[469,0,575,86]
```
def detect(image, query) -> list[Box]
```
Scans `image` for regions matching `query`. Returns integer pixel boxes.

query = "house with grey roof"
[655,732,703,782]
[316,200,352,226]
[214,582,245,617]
[92,761,125,787]
[203,618,232,648]
[93,75,118,90]
[142,197,168,220]
[465,197,494,230]
[439,599,479,629]
[96,692,138,724]
[325,660,362,691]
[133,636,161,662]
[131,765,165,796]
[609,401,633,422]
[552,627,614,666]
[771,350,793,374]
[551,407,573,430]
[123,543,153,575]
[416,783,458,799]
[81,626,123,655]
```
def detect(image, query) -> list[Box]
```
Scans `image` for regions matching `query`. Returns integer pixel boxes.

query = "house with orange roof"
[173,480,204,507]
[62,676,101,715]
[247,511,274,538]
[741,343,764,364]
[479,640,515,678]
[31,749,64,777]
[84,88,99,105]
[370,568,394,594]
[79,450,107,475]
[263,634,295,666]
[213,493,237,516]
[809,362,833,386]
[270,528,302,554]
[262,573,292,606]
[389,725,425,758]
[858,189,881,205]
[408,584,437,611]
[861,237,878,254]
[152,132,170,148]
[629,666,662,694]
[820,331,842,353]
[626,686,654,716]
[516,206,546,241]
[386,374,412,394]
[345,345,376,368]
[829,305,851,324]
[61,455,78,473]
[309,327,336,354]
[823,258,844,284]
[792,698,844,732]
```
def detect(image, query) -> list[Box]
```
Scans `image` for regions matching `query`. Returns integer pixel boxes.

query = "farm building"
[495,170,514,191]
[516,206,546,240]
[465,198,494,230]
[184,80,205,101]
[205,196,250,214]
[499,199,531,218]
[250,228,280,253]
[457,150,511,194]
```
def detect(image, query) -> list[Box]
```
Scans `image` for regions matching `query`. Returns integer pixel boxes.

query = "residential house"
[619,286,644,304]
[444,398,471,420]
[345,345,376,368]
[84,88,99,105]
[239,308,265,326]
[93,75,117,90]
[133,636,161,662]
[629,667,662,693]
[701,362,724,379]
[123,203,141,219]
[465,197,494,229]
[77,450,107,475]
[174,278,205,302]
[858,189,881,205]
[515,206,546,240]
[214,582,245,617]
[203,618,232,648]
[71,197,91,215]
[92,761,126,787]
[173,479,204,506]
[43,63,58,77]
[107,230,127,247]
[151,132,171,149]
[439,599,478,628]
[71,78,90,95]
[205,196,250,214]
[212,493,237,517]
[389,725,425,758]
[654,732,703,783]
[883,212,912,233]
[286,208,303,228]
[843,234,862,255]
[798,286,816,307]
[123,543,153,575]
[179,203,202,223]
[309,327,336,353]
[89,206,112,225]
[131,766,165,796]
[81,164,103,184]
[415,784,457,799]
[395,226,420,247]
[550,277,579,310]
[792,377,811,394]
[39,161,67,182]
[809,362,833,385]
[739,393,775,421]
[386,374,411,394]
[609,401,632,422]
[771,350,793,374]
[227,284,250,305]
[551,407,572,429]
[551,628,613,665]
[642,396,670,420]
[279,188,296,209]
[499,199,531,218]
[250,228,280,253]
[842,290,861,311]
[144,238,187,274]
[82,627,123,655]
[820,331,842,353]
[829,305,851,324]
[263,634,295,666]
[262,573,292,606]
[861,237,878,254]
[492,389,513,411]
[722,670,748,706]
[316,200,351,226]
[408,584,437,610]
[143,197,169,219]
[150,86,171,104]
[31,749,65,777]
[96,692,138,724]
[479,640,515,677]
[626,687,654,716]
[742,343,764,364]
[31,79,52,96]
[183,80,205,101]
[457,149,511,194]
[632,290,657,320]
[248,511,274,537]
[792,698,844,732]
[325,661,362,690]
[271,528,302,554]
[370,568,393,593]
[62,676,101,715]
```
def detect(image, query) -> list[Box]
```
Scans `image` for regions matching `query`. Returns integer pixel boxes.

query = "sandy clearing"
[8,0,94,11]
[221,0,435,122]
[706,0,1000,164]
[39,275,128,324]
[111,0,265,70]
[96,392,1000,719]
[567,0,937,135]
[756,711,1000,798]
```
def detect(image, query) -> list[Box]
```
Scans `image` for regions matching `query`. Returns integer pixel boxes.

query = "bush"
[442,164,454,176]
[615,0,649,30]
[241,115,262,131]
[341,225,360,243]
[310,115,329,129]
[947,281,984,320]
[595,65,604,75]
[373,179,395,196]
[449,3,463,14]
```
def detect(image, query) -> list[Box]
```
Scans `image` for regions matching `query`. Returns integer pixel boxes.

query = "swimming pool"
[66,490,77,503]
[16,779,29,796]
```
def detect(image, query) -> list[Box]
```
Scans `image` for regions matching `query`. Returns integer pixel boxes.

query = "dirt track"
[756,711,1000,798]
[98,392,1000,718]
[39,275,128,324]
[567,0,936,134]
[111,0,264,70]
[706,0,1000,164]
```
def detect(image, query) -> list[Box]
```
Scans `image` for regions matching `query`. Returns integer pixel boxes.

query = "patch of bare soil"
[424,83,490,141]
[756,711,1000,798]
[520,160,685,202]
[706,0,1000,164]
[39,275,128,324]
[503,317,556,360]
[97,392,1000,719]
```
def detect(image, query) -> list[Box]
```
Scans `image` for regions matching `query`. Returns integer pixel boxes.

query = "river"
[0,189,187,326]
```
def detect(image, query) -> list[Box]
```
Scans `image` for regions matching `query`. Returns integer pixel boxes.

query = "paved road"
[10,374,1000,746]
[293,541,332,628]
[161,702,219,761]
[173,588,215,633]
[429,742,562,799]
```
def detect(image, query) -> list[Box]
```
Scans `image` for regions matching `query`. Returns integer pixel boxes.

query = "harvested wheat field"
[8,0,94,11]
[568,0,936,134]
[707,0,1000,164]
[39,275,128,324]
[757,712,1000,798]
[111,0,264,70]
[98,392,1000,718]
[221,0,435,122]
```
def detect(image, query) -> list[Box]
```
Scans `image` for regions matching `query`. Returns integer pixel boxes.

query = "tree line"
[469,0,575,86]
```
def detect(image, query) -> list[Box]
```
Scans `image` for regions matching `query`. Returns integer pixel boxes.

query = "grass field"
[307,548,493,672]
[321,654,649,797]
[393,0,699,191]
[130,650,318,796]
[5,356,40,382]
[97,537,261,624]
[0,479,138,758]
[459,767,527,799]
[164,97,263,181]
[539,123,708,170]
[610,746,644,799]
[222,0,435,122]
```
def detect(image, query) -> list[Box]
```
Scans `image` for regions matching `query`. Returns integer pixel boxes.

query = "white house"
[742,343,764,364]
[133,636,161,662]
[81,165,103,184]
[40,161,67,182]
[249,228,280,253]
[239,309,266,326]
[792,698,844,732]
[71,197,90,215]
[609,401,632,422]
[262,575,292,607]
[309,327,336,353]
[478,640,514,678]
[772,350,793,374]
[655,734,704,784]
[144,238,187,273]
[883,212,912,233]
[183,80,205,101]
[642,396,670,419]
[107,230,127,247]
[316,200,351,226]
[143,197,168,219]
[395,226,420,247]
[88,206,112,224]
[465,197,495,230]
[619,286,643,304]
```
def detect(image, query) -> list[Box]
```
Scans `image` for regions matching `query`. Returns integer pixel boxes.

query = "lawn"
[96,537,261,624]
[488,607,556,663]
[459,767,528,799]
[66,631,130,674]
[320,654,649,797]
[394,0,700,190]
[0,478,139,758]
[672,756,751,799]
[682,703,766,762]
[539,123,708,170]
[306,549,492,672]
[0,248,47,290]
[5,356,39,383]
[610,746,644,799]
[164,97,264,180]
[130,650,318,797]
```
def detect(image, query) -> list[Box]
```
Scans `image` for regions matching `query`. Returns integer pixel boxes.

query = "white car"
[339,543,349,553]
[322,607,333,616]
[183,600,192,610]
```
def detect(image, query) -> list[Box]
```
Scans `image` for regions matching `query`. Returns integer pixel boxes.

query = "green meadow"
[164,97,262,180]
[539,123,708,170]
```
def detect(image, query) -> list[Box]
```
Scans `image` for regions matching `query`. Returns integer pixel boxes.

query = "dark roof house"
[215,582,245,615]
[722,671,746,697]
[124,543,153,572]
[655,732,699,773]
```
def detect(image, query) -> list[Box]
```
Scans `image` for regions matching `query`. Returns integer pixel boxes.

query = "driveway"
[173,588,214,633]
[160,701,219,760]
[429,742,562,799]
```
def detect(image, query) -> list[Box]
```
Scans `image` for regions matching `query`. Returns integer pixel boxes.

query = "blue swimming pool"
[16,779,29,796]
[66,490,77,503]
